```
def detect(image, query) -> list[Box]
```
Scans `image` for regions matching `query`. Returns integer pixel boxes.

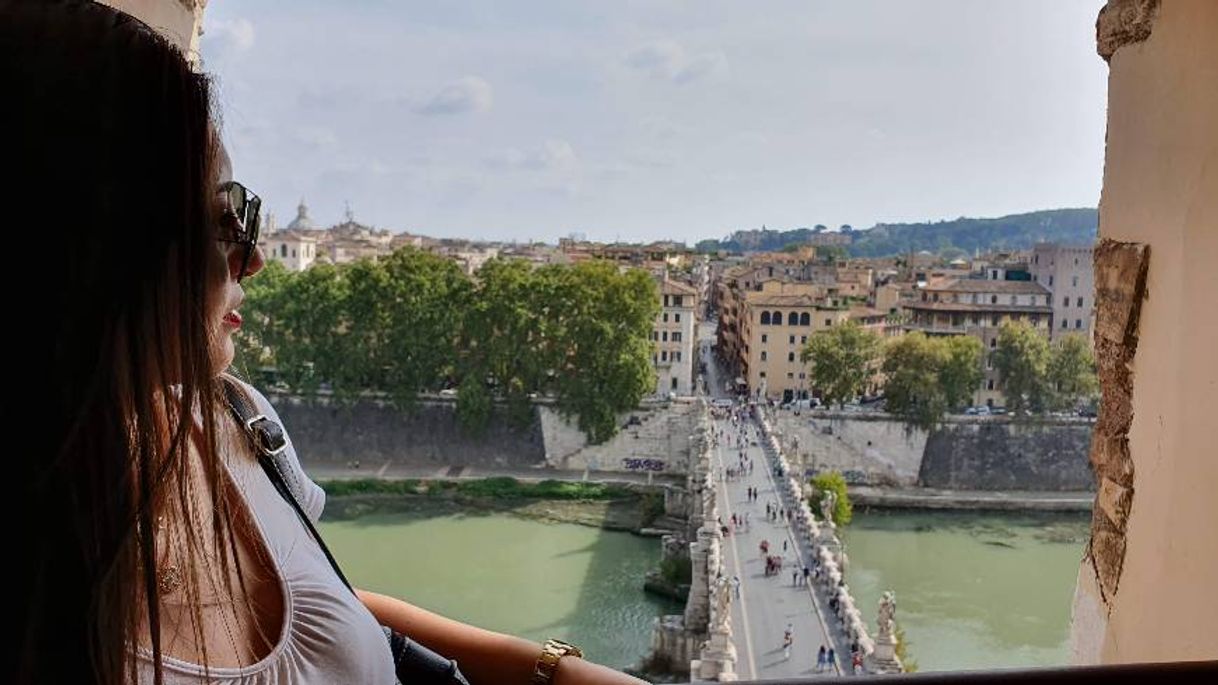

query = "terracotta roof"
[744,293,834,308]
[849,306,886,319]
[661,279,698,296]
[927,279,1050,295]
[904,301,1053,314]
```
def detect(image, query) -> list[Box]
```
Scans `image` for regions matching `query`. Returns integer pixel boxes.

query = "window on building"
[1031,314,1040,326]
[932,293,940,302]
[799,312,810,326]
[1061,319,1067,329]
[788,312,798,326]
[1063,296,1069,307]
[1074,257,1079,265]
[661,351,667,361]
[787,372,794,379]
[800,336,807,344]
[675,312,681,322]
[673,296,683,307]
[761,351,767,361]
[1049,275,1054,287]
[788,352,795,362]
[662,312,668,322]
[761,311,771,325]
[674,351,681,362]
[986,354,993,370]
[972,315,981,326]
[673,332,682,342]
[990,337,997,348]
[987,379,995,390]
[789,335,796,345]
[1076,319,1083,329]
[759,371,766,378]
[1072,276,1079,287]
[291,249,297,258]
[1077,297,1083,307]
[799,372,806,379]
[280,244,287,257]
[662,332,668,342]
[663,295,669,307]
[991,314,1000,326]
[672,377,678,390]
[773,310,783,325]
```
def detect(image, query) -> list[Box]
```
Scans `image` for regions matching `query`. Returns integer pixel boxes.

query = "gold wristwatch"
[531,638,584,684]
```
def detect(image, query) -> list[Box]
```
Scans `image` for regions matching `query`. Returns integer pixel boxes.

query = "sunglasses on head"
[216,180,262,282]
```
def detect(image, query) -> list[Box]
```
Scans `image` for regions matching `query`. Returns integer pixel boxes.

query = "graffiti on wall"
[623,457,666,472]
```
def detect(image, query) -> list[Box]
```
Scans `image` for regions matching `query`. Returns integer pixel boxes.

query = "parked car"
[990,407,1007,415]
[965,405,991,416]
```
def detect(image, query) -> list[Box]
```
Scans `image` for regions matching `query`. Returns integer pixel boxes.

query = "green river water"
[320,508,1089,673]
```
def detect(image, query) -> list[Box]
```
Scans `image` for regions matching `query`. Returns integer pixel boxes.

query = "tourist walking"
[827,647,836,671]
[816,645,827,673]
[782,624,794,660]
[730,575,741,599]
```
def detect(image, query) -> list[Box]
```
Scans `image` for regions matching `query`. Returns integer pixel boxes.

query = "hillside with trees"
[697,208,1098,257]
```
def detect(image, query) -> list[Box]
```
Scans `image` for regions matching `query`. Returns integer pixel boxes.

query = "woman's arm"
[357,589,647,685]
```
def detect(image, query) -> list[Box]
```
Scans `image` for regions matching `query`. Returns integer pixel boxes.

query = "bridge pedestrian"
[803,565,811,585]
[782,624,794,660]
[792,569,799,586]
[782,539,788,552]
[731,575,741,599]
[827,647,836,671]
[816,645,827,673]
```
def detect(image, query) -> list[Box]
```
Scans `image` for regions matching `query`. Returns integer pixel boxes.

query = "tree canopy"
[800,322,881,408]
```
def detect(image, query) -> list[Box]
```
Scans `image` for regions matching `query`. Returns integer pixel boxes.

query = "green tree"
[810,471,853,526]
[992,321,1051,412]
[461,258,551,429]
[547,262,659,444]
[454,372,493,436]
[379,247,471,409]
[1048,334,1099,410]
[882,333,949,430]
[800,322,881,408]
[940,335,984,410]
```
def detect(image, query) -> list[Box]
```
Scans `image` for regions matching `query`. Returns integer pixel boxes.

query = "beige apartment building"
[1030,242,1095,340]
[739,283,853,402]
[652,278,698,397]
[903,279,1053,407]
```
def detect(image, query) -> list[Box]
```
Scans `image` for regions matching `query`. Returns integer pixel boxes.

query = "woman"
[3,2,642,683]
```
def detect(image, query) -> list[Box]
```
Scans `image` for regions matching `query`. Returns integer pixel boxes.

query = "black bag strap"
[219,377,470,685]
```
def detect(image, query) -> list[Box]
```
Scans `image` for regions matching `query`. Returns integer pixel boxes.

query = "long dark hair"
[2,1,236,682]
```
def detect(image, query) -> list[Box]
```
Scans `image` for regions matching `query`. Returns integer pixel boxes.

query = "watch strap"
[530,639,584,685]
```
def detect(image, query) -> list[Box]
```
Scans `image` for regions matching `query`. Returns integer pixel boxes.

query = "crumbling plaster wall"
[1070,0,1218,664]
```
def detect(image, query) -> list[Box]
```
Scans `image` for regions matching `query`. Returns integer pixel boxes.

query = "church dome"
[287,199,314,231]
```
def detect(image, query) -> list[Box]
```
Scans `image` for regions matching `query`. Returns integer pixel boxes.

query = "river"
[320,507,1089,674]
[840,509,1090,672]
[319,510,682,670]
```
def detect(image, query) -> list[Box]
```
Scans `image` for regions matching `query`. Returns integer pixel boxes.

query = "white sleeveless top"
[136,380,397,684]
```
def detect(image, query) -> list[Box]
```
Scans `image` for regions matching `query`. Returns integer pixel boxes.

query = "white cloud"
[291,126,338,149]
[203,17,255,58]
[415,76,494,116]
[487,139,578,172]
[624,40,686,78]
[624,40,727,85]
[674,50,728,84]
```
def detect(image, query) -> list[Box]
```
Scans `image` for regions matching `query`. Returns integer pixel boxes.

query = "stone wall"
[266,393,703,475]
[539,400,703,475]
[770,409,1095,491]
[920,419,1096,491]
[266,395,546,467]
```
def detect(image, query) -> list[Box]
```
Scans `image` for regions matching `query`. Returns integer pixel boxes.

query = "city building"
[260,230,319,272]
[1030,242,1095,340]
[903,279,1053,407]
[653,278,698,396]
[739,283,853,403]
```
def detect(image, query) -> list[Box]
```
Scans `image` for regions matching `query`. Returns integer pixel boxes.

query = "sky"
[201,0,1109,245]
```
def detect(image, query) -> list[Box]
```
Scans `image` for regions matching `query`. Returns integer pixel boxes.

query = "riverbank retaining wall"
[264,392,701,474]
[768,410,1095,491]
